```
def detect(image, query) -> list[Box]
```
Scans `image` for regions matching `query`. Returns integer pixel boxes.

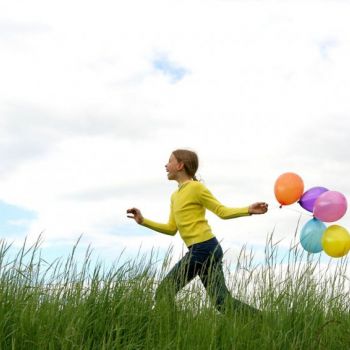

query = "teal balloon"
[300,218,326,253]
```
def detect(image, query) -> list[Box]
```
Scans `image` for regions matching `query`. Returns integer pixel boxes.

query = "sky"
[1,0,350,269]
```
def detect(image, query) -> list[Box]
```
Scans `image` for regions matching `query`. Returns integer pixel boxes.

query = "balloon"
[322,225,350,258]
[274,172,304,205]
[313,191,347,222]
[300,218,326,253]
[299,186,329,212]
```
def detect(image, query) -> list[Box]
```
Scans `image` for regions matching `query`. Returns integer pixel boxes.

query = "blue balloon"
[300,218,327,253]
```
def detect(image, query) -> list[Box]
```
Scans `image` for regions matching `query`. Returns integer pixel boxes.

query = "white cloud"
[0,0,350,264]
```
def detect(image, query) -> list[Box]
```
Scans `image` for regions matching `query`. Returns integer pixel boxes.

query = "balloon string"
[283,207,313,217]
[268,205,282,210]
[268,204,313,217]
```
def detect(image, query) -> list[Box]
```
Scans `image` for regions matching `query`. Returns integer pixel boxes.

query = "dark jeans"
[155,237,258,314]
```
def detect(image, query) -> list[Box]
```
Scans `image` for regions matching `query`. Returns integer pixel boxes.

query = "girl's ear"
[177,161,185,171]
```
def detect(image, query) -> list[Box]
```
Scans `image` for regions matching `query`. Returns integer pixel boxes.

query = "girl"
[127,149,268,314]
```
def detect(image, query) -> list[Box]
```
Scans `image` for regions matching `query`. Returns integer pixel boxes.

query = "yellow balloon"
[322,225,350,258]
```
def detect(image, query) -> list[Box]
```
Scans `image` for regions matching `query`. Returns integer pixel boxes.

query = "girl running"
[126,149,268,314]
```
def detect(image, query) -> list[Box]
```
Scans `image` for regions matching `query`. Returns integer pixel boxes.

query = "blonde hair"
[172,149,199,181]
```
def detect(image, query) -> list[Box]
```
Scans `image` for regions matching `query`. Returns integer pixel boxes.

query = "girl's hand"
[248,202,268,215]
[126,207,144,224]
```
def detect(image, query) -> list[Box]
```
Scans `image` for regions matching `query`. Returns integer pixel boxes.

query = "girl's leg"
[155,251,200,305]
[199,245,259,314]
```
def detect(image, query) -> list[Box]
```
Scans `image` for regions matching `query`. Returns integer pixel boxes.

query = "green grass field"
[0,234,349,350]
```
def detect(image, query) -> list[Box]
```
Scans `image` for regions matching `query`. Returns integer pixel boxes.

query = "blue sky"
[0,200,36,236]
[1,0,350,273]
[152,54,188,83]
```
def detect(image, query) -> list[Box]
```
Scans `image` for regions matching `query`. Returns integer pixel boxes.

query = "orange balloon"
[274,172,304,205]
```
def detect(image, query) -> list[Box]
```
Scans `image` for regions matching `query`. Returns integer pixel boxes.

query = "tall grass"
[0,233,349,350]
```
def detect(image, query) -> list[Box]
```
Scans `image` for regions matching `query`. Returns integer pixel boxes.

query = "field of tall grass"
[0,233,349,349]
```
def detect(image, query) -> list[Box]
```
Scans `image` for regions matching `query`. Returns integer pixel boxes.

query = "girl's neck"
[178,179,192,186]
[176,173,192,186]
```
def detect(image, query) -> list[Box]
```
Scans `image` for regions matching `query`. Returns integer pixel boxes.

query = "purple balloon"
[314,191,348,222]
[299,186,329,212]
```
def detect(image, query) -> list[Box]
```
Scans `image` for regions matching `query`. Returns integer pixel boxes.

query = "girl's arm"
[127,205,178,236]
[198,185,251,219]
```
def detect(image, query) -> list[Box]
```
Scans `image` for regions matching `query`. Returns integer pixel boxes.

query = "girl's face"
[165,153,184,180]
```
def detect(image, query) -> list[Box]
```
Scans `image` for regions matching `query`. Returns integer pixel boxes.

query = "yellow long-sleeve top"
[141,180,251,247]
